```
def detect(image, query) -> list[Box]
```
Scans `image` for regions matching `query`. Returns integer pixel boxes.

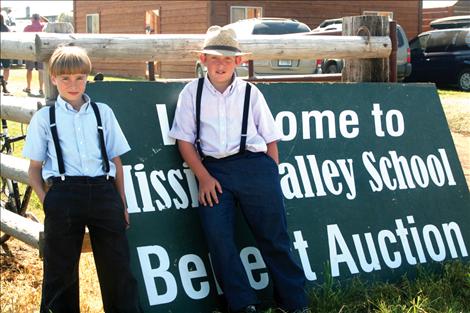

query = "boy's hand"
[124,208,130,229]
[198,175,222,207]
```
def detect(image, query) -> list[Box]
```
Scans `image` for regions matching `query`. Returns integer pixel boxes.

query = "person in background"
[1,13,11,93]
[23,13,45,96]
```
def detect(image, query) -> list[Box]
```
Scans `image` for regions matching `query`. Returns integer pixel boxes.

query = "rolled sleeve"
[252,87,282,143]
[168,87,196,144]
[22,109,49,162]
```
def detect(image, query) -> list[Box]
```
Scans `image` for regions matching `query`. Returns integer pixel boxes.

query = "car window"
[410,34,428,51]
[448,30,470,51]
[397,28,404,47]
[252,21,311,35]
[425,31,459,53]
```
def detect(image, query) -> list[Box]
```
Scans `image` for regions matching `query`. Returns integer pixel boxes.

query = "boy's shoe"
[237,305,257,313]
[39,89,44,96]
[23,87,31,94]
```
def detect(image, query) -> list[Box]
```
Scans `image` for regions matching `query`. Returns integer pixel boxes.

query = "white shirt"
[168,76,281,158]
[23,94,131,180]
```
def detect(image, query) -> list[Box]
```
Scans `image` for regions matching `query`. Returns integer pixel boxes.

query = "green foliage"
[308,261,470,313]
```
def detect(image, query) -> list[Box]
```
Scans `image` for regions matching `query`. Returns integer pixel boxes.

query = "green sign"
[86,82,469,313]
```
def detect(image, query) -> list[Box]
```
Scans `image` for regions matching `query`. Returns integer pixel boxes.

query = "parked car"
[195,18,320,77]
[430,15,470,30]
[405,28,470,91]
[316,20,412,82]
[312,18,342,33]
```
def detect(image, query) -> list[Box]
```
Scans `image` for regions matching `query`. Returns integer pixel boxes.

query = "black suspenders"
[49,102,110,180]
[195,77,252,158]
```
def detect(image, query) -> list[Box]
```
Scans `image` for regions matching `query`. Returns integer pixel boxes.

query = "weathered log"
[0,32,391,62]
[342,15,390,82]
[0,97,43,124]
[0,154,30,185]
[0,33,37,61]
[0,207,43,250]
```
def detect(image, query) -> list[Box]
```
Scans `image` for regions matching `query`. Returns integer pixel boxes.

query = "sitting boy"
[169,26,308,313]
[23,46,142,313]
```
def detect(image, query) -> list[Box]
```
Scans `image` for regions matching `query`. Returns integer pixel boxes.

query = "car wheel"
[196,64,205,78]
[457,70,470,91]
[325,63,339,74]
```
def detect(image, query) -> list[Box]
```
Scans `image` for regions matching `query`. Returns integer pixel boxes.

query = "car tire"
[195,64,205,78]
[325,63,339,74]
[457,70,470,92]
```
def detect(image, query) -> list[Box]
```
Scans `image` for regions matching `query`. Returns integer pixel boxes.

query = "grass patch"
[308,261,470,313]
[441,102,470,135]
[438,88,469,98]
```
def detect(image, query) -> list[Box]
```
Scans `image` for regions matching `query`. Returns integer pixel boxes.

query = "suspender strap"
[90,102,110,174]
[195,77,205,158]
[49,106,66,180]
[239,83,252,154]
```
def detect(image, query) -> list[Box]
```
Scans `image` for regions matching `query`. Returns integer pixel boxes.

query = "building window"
[86,13,100,33]
[363,11,394,21]
[230,6,262,23]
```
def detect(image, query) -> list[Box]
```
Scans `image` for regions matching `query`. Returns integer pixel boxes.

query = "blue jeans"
[199,152,307,312]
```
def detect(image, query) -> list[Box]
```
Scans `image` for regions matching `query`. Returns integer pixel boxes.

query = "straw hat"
[194,25,251,56]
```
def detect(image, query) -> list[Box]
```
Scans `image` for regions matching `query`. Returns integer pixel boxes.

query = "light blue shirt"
[23,94,131,180]
[168,76,282,158]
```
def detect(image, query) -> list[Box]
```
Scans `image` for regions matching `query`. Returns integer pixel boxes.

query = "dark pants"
[40,176,142,313]
[199,152,307,312]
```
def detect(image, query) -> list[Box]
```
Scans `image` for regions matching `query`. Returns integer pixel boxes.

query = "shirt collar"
[56,94,91,113]
[204,74,238,97]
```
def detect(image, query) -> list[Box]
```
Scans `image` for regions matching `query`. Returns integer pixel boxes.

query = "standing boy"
[169,26,308,313]
[23,46,142,313]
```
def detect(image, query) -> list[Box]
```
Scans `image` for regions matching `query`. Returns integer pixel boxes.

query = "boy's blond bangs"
[49,46,92,76]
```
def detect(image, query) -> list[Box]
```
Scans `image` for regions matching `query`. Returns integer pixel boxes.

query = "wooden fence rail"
[1,207,43,250]
[0,32,391,62]
[0,97,43,124]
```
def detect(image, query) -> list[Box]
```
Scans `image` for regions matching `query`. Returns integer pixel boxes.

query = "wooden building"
[74,0,421,78]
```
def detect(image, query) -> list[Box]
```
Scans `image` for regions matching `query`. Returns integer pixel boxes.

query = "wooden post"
[42,22,74,105]
[342,15,390,82]
[389,21,397,83]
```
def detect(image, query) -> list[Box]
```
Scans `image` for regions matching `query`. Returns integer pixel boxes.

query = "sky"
[0,0,460,18]
[1,0,73,18]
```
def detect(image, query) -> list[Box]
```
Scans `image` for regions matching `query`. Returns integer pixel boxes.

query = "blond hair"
[48,46,92,76]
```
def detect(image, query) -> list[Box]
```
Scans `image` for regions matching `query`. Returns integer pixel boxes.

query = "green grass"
[306,261,470,313]
[213,261,470,313]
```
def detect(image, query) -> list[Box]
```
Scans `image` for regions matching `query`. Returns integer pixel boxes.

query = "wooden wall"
[74,0,209,78]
